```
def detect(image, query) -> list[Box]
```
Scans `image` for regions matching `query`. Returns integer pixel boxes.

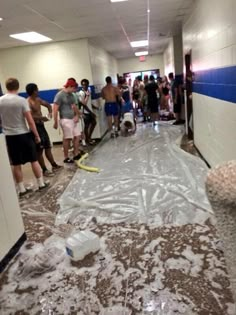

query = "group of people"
[0,77,98,197]
[0,72,183,198]
[115,72,185,126]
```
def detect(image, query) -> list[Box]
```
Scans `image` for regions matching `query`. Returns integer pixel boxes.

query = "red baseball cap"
[64,79,78,88]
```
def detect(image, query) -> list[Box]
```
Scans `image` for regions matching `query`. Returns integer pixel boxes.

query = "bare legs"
[84,120,97,143]
[63,139,71,159]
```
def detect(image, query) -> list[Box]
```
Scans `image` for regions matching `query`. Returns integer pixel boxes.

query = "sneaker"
[38,181,50,191]
[19,188,33,198]
[110,133,115,138]
[63,158,74,164]
[81,139,87,147]
[43,170,54,177]
[115,131,119,137]
[73,154,82,161]
[52,164,63,171]
[88,139,96,145]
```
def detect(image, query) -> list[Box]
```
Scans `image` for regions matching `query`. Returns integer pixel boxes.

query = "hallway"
[0,123,234,315]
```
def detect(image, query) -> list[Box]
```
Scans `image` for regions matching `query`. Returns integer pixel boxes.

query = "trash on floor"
[66,230,100,261]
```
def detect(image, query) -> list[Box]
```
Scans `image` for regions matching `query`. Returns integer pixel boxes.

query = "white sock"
[37,176,45,188]
[18,182,26,193]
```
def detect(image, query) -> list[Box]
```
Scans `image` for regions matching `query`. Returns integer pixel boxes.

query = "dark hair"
[106,76,112,84]
[6,78,19,91]
[26,83,38,96]
[68,77,76,82]
[168,72,174,79]
[149,75,155,81]
[81,79,89,86]
[124,121,133,129]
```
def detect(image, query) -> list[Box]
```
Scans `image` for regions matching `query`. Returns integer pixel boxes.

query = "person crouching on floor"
[120,112,136,136]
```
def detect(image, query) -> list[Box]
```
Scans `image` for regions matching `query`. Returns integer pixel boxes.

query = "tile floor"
[0,122,234,315]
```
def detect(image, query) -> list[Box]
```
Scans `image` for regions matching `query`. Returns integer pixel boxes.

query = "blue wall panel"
[193,66,236,103]
[19,85,99,103]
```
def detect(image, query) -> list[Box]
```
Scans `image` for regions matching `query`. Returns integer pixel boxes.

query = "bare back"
[101,84,120,103]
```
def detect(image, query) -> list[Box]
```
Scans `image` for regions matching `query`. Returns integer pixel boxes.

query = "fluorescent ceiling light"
[0,18,3,21]
[10,32,52,43]
[110,0,128,2]
[135,51,148,56]
[130,40,148,48]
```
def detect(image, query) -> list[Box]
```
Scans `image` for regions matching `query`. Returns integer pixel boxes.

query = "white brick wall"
[183,0,236,167]
[0,39,93,93]
[118,54,164,76]
[88,43,118,86]
[163,38,174,76]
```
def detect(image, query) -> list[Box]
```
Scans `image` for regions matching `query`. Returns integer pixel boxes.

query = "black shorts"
[83,113,96,127]
[6,133,38,165]
[174,96,182,114]
[35,123,51,151]
[148,99,159,113]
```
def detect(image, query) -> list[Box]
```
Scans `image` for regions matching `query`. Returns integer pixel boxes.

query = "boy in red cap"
[53,79,82,163]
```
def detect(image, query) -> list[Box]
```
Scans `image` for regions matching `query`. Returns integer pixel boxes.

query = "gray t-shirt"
[0,94,30,135]
[54,90,75,119]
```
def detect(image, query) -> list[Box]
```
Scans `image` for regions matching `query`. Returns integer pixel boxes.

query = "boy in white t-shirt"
[0,78,49,196]
[77,79,97,145]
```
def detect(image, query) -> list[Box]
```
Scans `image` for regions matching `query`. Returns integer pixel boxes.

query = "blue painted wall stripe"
[19,85,99,103]
[192,65,236,103]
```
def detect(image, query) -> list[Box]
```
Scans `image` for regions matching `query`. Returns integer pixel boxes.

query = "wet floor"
[0,122,234,315]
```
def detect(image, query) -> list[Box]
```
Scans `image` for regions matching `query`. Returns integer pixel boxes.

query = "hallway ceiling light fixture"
[130,40,148,48]
[135,51,148,56]
[10,32,52,43]
[0,18,3,21]
[110,0,128,2]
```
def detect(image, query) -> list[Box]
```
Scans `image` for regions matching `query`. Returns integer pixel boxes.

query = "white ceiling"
[0,0,195,59]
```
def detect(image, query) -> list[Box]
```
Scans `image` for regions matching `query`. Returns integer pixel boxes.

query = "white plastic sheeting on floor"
[56,123,213,226]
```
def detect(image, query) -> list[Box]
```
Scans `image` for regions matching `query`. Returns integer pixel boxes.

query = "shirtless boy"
[26,83,62,176]
[101,76,121,138]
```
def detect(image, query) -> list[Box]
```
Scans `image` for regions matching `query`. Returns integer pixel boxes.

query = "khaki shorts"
[60,118,81,139]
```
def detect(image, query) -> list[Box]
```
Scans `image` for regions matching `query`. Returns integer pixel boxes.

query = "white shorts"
[60,118,81,139]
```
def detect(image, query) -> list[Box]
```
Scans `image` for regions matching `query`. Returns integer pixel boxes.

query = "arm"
[174,87,178,104]
[71,104,81,123]
[78,91,95,116]
[115,87,125,104]
[101,88,105,99]
[39,98,52,118]
[53,103,59,129]
[24,111,40,143]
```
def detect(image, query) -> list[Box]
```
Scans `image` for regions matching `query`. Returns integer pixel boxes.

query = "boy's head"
[124,120,133,131]
[106,76,112,84]
[81,79,89,90]
[168,72,174,80]
[26,83,38,96]
[64,78,78,92]
[6,78,19,91]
